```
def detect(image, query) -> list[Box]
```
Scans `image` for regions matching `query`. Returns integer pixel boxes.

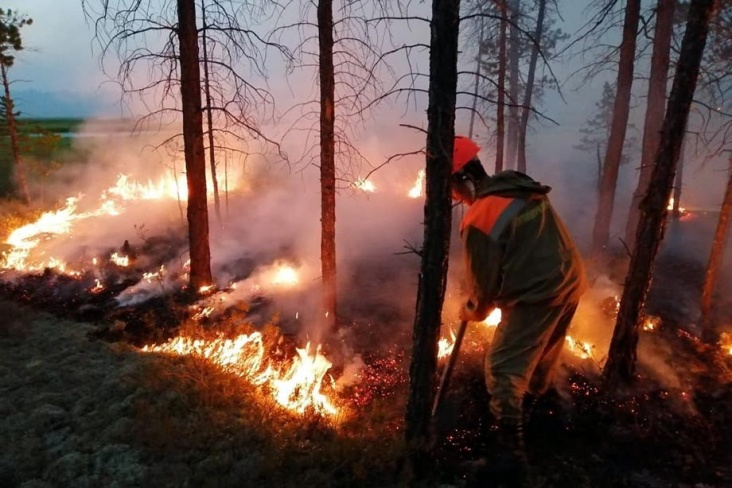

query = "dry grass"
[130,316,408,487]
[0,200,42,250]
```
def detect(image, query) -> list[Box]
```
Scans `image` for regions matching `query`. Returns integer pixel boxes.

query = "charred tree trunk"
[318,0,337,332]
[496,0,507,173]
[1,63,29,204]
[177,0,213,291]
[625,0,675,249]
[591,0,641,256]
[700,157,732,332]
[404,0,460,479]
[200,0,222,226]
[602,0,715,387]
[672,137,685,218]
[516,0,546,172]
[506,0,520,170]
[596,142,603,194]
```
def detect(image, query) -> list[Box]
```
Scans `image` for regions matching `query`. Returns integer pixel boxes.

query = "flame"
[110,252,130,267]
[2,170,243,275]
[437,330,456,359]
[272,342,337,415]
[408,170,425,198]
[192,306,215,320]
[91,279,104,293]
[103,173,187,201]
[270,263,299,287]
[564,336,595,360]
[1,197,97,273]
[142,333,339,416]
[719,332,732,356]
[354,178,376,192]
[437,308,501,359]
[436,308,595,362]
[643,315,661,331]
[667,197,686,213]
[483,308,502,327]
[143,265,166,283]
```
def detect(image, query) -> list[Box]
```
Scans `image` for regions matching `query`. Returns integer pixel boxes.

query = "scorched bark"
[177,0,213,291]
[404,0,460,479]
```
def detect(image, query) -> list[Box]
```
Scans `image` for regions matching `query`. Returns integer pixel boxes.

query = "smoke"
[9,118,429,346]
[6,114,728,399]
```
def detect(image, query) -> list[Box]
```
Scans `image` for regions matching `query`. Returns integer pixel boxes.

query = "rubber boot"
[467,419,529,488]
[522,394,539,428]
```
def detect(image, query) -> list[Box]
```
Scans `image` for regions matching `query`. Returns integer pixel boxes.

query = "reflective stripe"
[489,198,527,240]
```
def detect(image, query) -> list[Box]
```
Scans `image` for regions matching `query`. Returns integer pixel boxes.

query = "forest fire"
[408,170,425,198]
[110,252,130,267]
[437,308,502,359]
[1,197,107,274]
[142,332,340,417]
[720,333,732,356]
[0,171,239,276]
[354,178,376,192]
[270,263,299,287]
[667,197,686,213]
[437,320,599,362]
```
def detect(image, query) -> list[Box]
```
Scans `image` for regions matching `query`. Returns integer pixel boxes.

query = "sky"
[3,0,729,217]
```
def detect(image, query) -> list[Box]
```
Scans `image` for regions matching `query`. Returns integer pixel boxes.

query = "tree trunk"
[404,0,460,479]
[201,0,222,226]
[495,0,507,173]
[624,0,675,249]
[468,20,484,140]
[591,0,641,256]
[1,63,29,204]
[596,142,603,195]
[672,136,685,218]
[700,157,732,332]
[177,0,213,291]
[516,0,546,173]
[505,0,520,170]
[318,0,337,332]
[602,0,715,387]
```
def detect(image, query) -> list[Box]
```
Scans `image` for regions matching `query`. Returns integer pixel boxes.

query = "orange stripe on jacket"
[460,196,515,236]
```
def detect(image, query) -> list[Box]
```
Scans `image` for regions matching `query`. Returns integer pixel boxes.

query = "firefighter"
[451,135,587,484]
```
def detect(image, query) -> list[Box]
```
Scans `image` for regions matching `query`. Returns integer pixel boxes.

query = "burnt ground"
[1,211,732,487]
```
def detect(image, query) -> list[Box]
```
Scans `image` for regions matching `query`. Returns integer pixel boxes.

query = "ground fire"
[2,168,729,418]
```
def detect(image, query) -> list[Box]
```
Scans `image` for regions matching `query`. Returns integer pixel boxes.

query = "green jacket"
[460,171,586,318]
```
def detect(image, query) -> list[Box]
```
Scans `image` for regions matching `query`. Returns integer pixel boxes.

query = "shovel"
[432,320,469,418]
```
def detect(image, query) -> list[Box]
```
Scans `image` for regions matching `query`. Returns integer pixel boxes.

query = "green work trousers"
[485,300,578,421]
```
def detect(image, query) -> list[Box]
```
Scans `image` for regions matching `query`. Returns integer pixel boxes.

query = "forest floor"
[1,212,732,488]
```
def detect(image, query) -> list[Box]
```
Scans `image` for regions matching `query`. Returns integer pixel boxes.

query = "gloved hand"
[459,300,488,322]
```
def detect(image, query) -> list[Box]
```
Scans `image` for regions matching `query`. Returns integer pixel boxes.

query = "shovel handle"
[432,320,469,418]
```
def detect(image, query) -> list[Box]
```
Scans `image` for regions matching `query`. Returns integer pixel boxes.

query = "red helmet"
[453,136,480,174]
